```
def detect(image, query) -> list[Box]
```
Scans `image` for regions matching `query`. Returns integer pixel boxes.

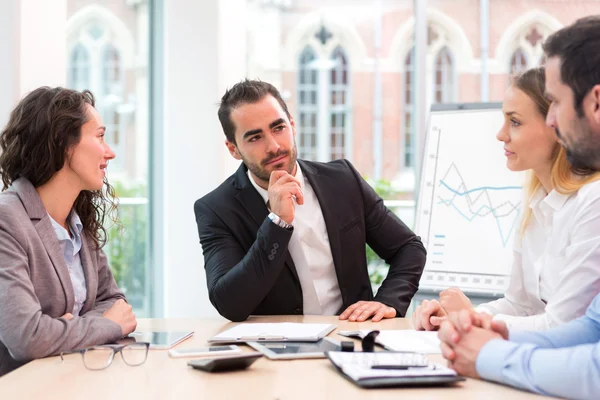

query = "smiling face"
[496,85,559,173]
[226,95,298,187]
[65,104,116,191]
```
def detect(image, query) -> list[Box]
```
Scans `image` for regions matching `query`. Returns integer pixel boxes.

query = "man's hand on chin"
[339,301,396,322]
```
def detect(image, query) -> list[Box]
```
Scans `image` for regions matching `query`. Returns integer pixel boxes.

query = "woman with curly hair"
[0,87,137,376]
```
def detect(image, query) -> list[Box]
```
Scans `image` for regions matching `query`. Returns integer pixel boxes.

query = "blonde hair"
[516,67,600,236]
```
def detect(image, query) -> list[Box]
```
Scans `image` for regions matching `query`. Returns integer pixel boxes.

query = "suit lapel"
[78,235,97,315]
[235,185,269,228]
[34,215,76,313]
[233,164,299,282]
[13,178,75,313]
[299,161,343,287]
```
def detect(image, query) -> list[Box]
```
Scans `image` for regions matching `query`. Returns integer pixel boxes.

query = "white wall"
[161,0,247,318]
[19,0,67,96]
[0,0,19,130]
[0,0,67,128]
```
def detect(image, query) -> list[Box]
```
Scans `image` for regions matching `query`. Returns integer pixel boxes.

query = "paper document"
[210,323,335,343]
[338,330,441,354]
[327,351,456,381]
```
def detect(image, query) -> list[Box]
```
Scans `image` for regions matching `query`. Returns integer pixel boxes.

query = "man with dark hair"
[438,16,600,399]
[194,79,426,322]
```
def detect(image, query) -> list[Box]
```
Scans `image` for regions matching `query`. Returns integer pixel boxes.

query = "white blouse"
[477,180,600,331]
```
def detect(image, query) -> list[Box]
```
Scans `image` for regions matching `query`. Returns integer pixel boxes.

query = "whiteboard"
[415,103,525,295]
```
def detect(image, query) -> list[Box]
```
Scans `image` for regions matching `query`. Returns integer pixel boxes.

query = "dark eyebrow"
[242,128,262,140]
[503,111,521,117]
[269,118,286,129]
[242,118,287,140]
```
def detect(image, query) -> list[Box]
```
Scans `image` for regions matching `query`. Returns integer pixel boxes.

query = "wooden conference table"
[0,316,548,400]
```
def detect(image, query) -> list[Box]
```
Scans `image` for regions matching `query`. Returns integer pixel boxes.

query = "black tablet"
[187,353,263,372]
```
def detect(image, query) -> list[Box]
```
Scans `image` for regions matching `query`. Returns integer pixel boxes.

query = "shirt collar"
[48,211,84,241]
[529,187,570,211]
[247,162,302,205]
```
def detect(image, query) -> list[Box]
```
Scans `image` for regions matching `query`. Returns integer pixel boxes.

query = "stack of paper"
[210,323,335,343]
[327,351,458,382]
[338,330,442,354]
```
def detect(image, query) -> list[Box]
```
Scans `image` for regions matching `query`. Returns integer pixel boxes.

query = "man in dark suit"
[194,79,426,322]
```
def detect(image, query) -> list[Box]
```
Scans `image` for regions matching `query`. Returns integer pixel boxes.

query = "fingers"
[371,307,387,322]
[352,303,379,322]
[478,313,495,330]
[440,342,456,361]
[371,306,396,322]
[491,320,509,340]
[339,302,361,320]
[415,299,444,331]
[269,170,289,186]
[270,170,301,188]
[341,302,394,322]
[447,309,476,334]
[438,320,460,345]
[439,287,471,313]
[430,315,447,326]
[281,182,303,204]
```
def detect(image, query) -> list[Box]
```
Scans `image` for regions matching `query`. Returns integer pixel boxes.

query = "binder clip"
[361,330,380,352]
[340,341,355,352]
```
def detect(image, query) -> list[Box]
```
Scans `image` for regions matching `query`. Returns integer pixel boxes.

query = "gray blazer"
[0,178,124,376]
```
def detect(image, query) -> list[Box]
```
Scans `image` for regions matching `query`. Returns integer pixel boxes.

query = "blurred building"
[65,0,599,197]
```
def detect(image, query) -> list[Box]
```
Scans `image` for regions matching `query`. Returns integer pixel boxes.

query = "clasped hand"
[437,309,509,378]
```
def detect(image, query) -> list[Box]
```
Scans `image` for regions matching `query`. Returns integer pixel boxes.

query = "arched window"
[69,43,90,91]
[510,48,529,75]
[434,46,454,103]
[67,24,126,171]
[403,48,415,168]
[329,46,349,160]
[103,44,122,96]
[101,44,123,160]
[297,46,318,161]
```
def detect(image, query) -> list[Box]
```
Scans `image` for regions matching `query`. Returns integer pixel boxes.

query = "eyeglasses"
[60,342,150,370]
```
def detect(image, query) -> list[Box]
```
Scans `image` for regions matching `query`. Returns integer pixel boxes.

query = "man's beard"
[244,146,298,183]
[557,120,600,172]
[565,145,600,171]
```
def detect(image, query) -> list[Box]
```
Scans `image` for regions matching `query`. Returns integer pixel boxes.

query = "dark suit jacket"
[194,159,426,322]
[0,178,125,376]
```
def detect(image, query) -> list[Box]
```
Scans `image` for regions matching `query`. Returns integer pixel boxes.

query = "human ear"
[225,140,242,160]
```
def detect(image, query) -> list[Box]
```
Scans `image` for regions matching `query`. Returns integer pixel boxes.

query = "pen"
[371,364,433,370]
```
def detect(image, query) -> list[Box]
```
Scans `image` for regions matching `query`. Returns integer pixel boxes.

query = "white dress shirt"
[248,164,343,315]
[477,180,600,331]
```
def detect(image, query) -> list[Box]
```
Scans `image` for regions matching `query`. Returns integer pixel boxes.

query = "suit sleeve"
[0,224,122,362]
[344,160,426,316]
[82,248,127,317]
[194,199,293,321]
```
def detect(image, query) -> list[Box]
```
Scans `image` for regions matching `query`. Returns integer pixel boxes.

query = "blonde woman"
[413,67,600,331]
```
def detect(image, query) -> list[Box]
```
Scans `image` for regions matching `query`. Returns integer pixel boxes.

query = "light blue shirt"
[476,292,600,399]
[48,212,87,316]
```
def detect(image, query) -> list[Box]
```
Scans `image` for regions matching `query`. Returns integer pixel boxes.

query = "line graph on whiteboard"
[417,109,526,284]
[436,163,522,247]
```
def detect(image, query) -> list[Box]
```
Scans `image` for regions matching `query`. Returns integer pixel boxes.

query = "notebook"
[337,330,441,354]
[209,323,335,343]
[326,351,464,388]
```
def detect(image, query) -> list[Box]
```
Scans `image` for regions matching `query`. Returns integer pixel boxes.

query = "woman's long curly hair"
[0,86,118,249]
